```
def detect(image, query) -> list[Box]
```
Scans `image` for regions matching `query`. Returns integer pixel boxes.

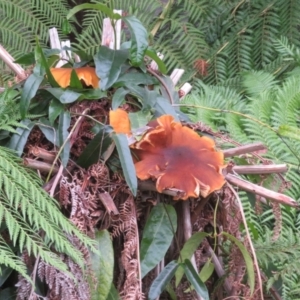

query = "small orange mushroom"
[109,108,131,135]
[132,115,225,200]
[50,67,99,88]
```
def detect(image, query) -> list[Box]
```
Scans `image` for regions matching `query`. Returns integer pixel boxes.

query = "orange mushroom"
[109,108,131,135]
[50,67,99,88]
[132,115,225,200]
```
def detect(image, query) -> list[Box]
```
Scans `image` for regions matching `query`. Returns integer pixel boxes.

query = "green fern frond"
[0,237,30,282]
[0,146,96,275]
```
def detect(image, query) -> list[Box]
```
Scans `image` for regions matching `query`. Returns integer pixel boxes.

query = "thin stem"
[227,183,264,300]
[147,67,174,104]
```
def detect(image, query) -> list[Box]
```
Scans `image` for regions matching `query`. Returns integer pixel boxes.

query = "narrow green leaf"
[20,73,43,118]
[145,48,167,74]
[38,117,58,146]
[222,232,255,295]
[199,260,215,282]
[90,230,114,300]
[49,99,64,125]
[46,88,82,104]
[278,124,300,141]
[35,39,59,87]
[77,127,112,168]
[78,89,107,100]
[112,88,128,110]
[0,287,15,300]
[115,72,157,86]
[94,47,128,90]
[70,69,83,88]
[183,259,209,300]
[154,97,179,121]
[67,3,118,20]
[7,120,34,156]
[112,133,137,195]
[122,16,148,66]
[128,110,152,131]
[175,232,209,286]
[58,111,71,167]
[165,284,177,300]
[148,261,179,300]
[140,203,177,278]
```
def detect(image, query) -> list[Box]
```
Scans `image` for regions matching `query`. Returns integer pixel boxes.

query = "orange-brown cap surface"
[132,115,225,200]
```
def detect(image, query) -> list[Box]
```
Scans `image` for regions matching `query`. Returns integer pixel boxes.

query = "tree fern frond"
[0,147,96,276]
[0,237,30,282]
[242,70,277,96]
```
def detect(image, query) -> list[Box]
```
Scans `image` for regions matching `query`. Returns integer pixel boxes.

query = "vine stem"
[227,183,264,300]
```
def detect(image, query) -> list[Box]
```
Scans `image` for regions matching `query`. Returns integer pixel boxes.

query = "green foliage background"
[1,0,300,298]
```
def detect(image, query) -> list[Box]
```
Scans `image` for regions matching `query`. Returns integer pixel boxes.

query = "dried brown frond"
[38,254,90,300]
[113,195,144,300]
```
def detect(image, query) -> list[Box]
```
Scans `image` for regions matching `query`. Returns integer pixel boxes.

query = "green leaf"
[70,70,83,88]
[0,287,15,300]
[38,118,58,146]
[140,203,177,278]
[49,99,64,125]
[78,89,107,100]
[90,230,114,300]
[222,232,255,295]
[183,259,209,300]
[175,232,210,286]
[115,72,157,86]
[157,74,180,104]
[58,111,71,167]
[154,97,179,121]
[7,120,34,156]
[67,3,118,20]
[145,48,167,74]
[199,260,214,282]
[112,133,137,195]
[20,73,43,119]
[35,39,59,87]
[77,126,113,168]
[112,88,128,110]
[148,261,179,300]
[165,284,177,300]
[278,124,300,141]
[122,16,148,66]
[46,88,82,104]
[94,47,128,90]
[128,110,152,131]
